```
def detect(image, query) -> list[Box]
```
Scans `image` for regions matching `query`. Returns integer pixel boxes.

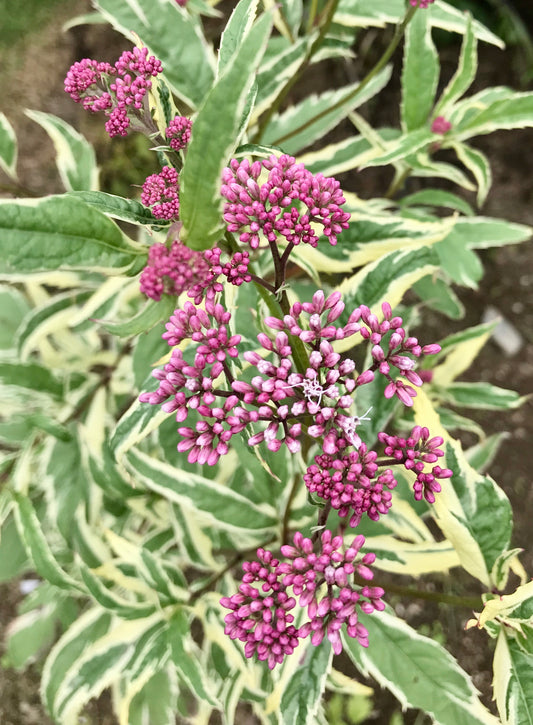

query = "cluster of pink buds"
[431,116,452,135]
[64,46,162,137]
[140,243,252,302]
[378,426,452,503]
[221,155,351,250]
[305,445,397,527]
[139,241,209,300]
[221,531,384,668]
[141,166,181,220]
[360,302,441,406]
[140,291,441,463]
[166,115,192,151]
[409,0,434,7]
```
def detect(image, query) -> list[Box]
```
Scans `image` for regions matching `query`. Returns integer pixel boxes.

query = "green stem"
[384,164,412,199]
[366,577,482,610]
[189,535,278,603]
[270,4,418,148]
[306,0,320,33]
[282,473,302,545]
[253,0,340,143]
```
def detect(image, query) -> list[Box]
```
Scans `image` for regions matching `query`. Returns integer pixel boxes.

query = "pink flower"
[431,116,452,135]
[221,155,350,250]
[409,0,434,7]
[378,426,452,503]
[139,241,210,301]
[221,532,385,666]
[304,446,397,527]
[141,166,180,220]
[64,46,162,138]
[166,115,192,151]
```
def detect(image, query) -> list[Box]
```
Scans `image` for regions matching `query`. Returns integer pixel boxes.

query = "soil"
[1,2,532,724]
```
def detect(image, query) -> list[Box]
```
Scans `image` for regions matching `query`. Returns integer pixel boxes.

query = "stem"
[270,4,418,148]
[282,474,302,545]
[306,0,319,33]
[253,0,340,143]
[385,165,412,199]
[356,575,482,610]
[189,535,278,603]
[311,501,332,543]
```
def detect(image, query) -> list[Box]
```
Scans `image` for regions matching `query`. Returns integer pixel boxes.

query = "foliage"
[1,0,532,723]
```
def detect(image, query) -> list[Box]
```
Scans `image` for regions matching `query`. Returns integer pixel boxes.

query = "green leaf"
[25,110,98,192]
[277,0,303,39]
[280,641,333,725]
[0,285,30,352]
[13,493,83,592]
[0,361,64,398]
[360,128,434,168]
[217,0,260,75]
[92,0,215,108]
[0,112,17,179]
[434,229,483,287]
[0,511,28,582]
[79,564,157,619]
[401,7,439,132]
[494,629,533,725]
[465,432,508,473]
[100,296,175,337]
[253,37,310,122]
[412,274,464,320]
[124,447,278,534]
[434,14,477,116]
[440,382,528,410]
[52,614,164,723]
[41,608,113,716]
[451,143,492,207]
[263,65,393,155]
[0,196,143,278]
[16,289,93,359]
[5,603,60,669]
[335,246,439,351]
[43,436,86,542]
[453,216,532,250]
[343,609,499,725]
[399,189,474,216]
[456,91,533,139]
[68,191,163,226]
[128,669,178,725]
[168,610,219,706]
[413,390,512,587]
[179,12,273,250]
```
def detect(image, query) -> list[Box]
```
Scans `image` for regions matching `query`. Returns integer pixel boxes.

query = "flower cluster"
[305,445,397,527]
[141,166,181,220]
[431,116,452,135]
[409,0,434,7]
[359,302,441,407]
[166,115,192,151]
[139,241,209,301]
[139,242,252,302]
[64,46,162,137]
[221,531,384,668]
[378,426,453,503]
[140,291,441,463]
[221,155,351,250]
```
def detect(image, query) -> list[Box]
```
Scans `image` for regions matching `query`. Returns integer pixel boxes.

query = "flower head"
[166,115,192,151]
[431,116,452,135]
[64,46,162,138]
[139,241,209,301]
[221,155,350,250]
[378,426,452,503]
[141,166,180,220]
